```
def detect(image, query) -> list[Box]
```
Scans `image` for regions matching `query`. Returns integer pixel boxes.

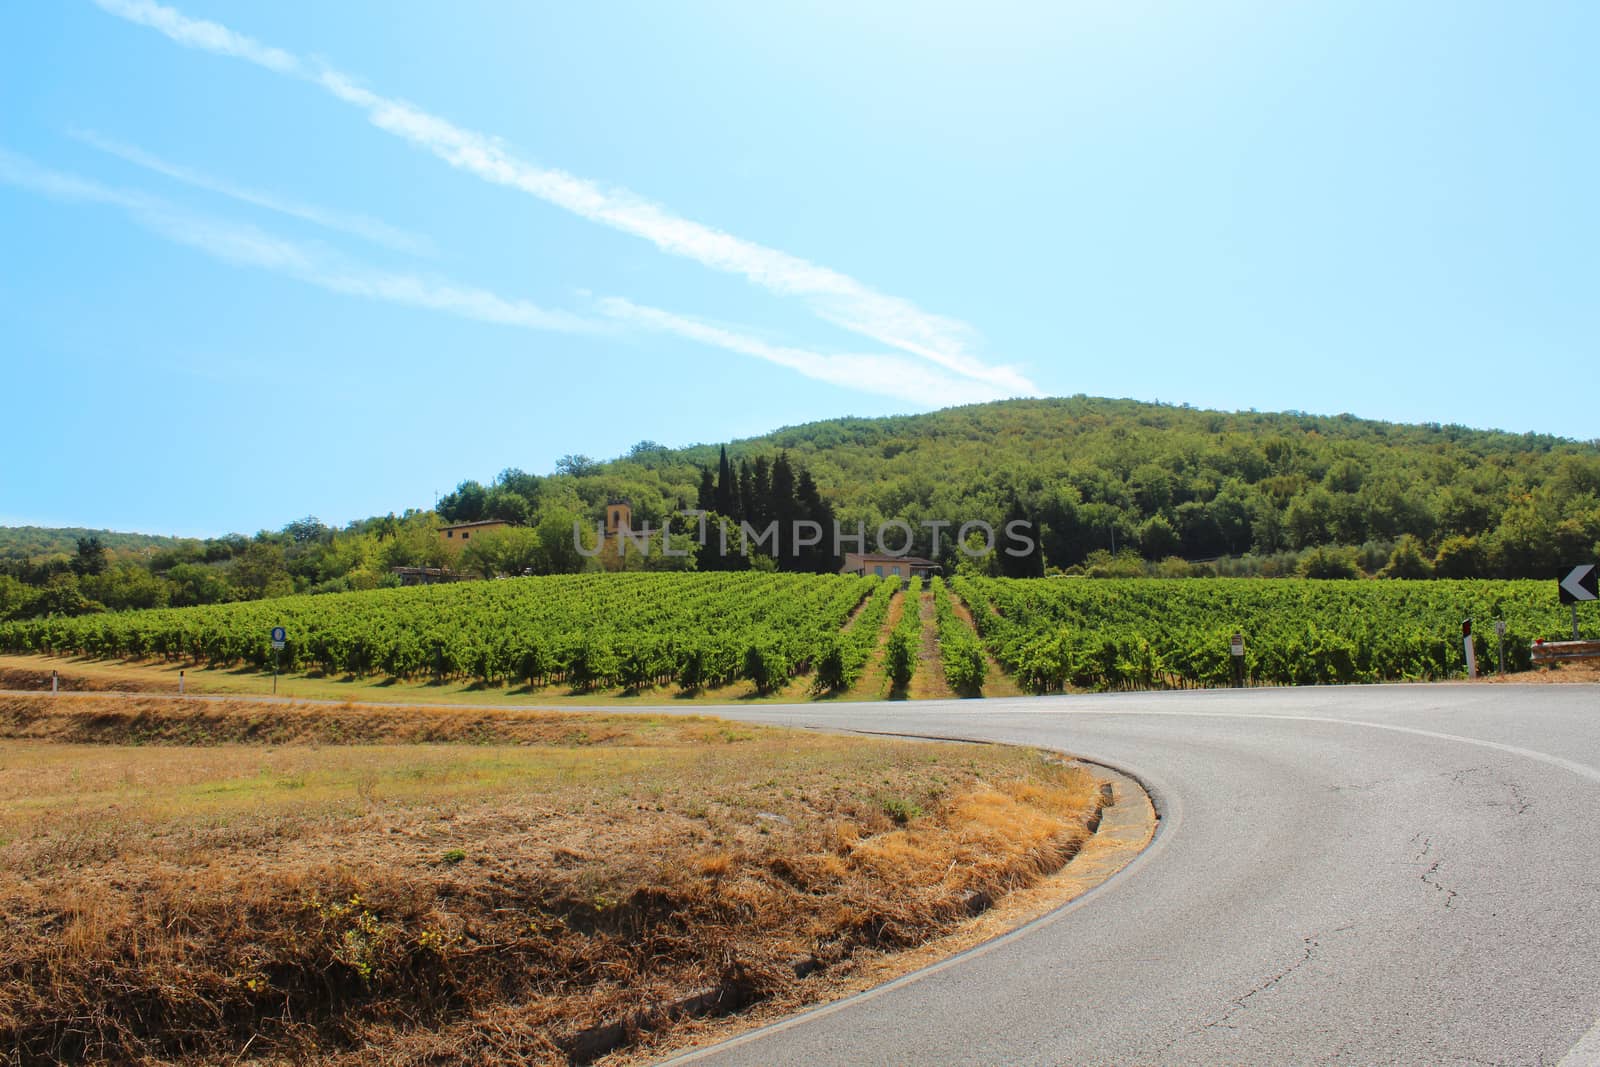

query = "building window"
[462,532,470,540]
[446,530,454,538]
[874,565,884,577]
[891,566,901,577]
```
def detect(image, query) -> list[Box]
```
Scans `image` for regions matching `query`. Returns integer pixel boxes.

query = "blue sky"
[2,1,1594,537]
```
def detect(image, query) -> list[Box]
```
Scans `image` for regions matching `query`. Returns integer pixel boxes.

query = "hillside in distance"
[0,526,184,562]
[555,396,1600,576]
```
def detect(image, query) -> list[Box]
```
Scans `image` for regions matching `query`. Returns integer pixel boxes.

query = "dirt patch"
[850,590,908,700]
[836,586,877,632]
[1481,660,1600,684]
[909,590,953,701]
[0,697,1113,1065]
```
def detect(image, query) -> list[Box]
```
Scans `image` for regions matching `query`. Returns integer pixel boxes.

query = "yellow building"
[605,499,632,535]
[438,519,510,545]
[841,552,940,580]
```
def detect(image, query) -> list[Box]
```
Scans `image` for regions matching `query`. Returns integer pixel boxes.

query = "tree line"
[0,515,453,621]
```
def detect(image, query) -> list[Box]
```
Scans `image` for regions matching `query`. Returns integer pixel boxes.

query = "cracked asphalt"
[651,683,1600,1066]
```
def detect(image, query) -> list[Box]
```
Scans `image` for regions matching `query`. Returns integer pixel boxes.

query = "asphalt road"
[653,684,1600,1067]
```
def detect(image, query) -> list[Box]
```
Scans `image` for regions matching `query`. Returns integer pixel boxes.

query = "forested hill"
[0,527,183,562]
[553,396,1600,577]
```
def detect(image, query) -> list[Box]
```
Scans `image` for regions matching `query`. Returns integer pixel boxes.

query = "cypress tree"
[737,461,754,527]
[999,496,1045,578]
[751,456,773,531]
[771,452,798,565]
[697,467,716,513]
[794,467,837,572]
[714,446,735,518]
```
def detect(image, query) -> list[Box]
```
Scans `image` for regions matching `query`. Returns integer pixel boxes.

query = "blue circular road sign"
[271,627,287,643]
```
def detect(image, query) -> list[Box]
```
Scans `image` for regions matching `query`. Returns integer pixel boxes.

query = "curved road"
[657,684,1600,1066]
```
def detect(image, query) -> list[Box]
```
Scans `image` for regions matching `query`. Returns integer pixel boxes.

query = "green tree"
[1082,549,1148,578]
[696,467,716,513]
[166,563,231,606]
[231,542,293,600]
[1174,501,1224,559]
[1298,545,1360,579]
[484,487,532,525]
[70,535,108,577]
[283,516,330,545]
[1381,534,1434,579]
[1285,488,1336,549]
[460,527,545,578]
[1000,497,1045,577]
[437,481,488,523]
[535,507,591,575]
[714,446,736,519]
[954,530,1000,578]
[1251,498,1288,554]
[36,573,102,616]
[749,456,773,531]
[81,563,172,610]
[495,467,543,504]
[737,461,754,526]
[770,452,799,558]
[794,468,838,572]
[0,574,36,619]
[1433,535,1486,578]
[1137,515,1182,560]
[554,454,600,478]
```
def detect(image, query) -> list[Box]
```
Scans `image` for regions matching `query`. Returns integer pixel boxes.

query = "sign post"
[1462,619,1476,680]
[1229,632,1245,688]
[270,627,287,696]
[1559,563,1597,640]
[1494,620,1506,676]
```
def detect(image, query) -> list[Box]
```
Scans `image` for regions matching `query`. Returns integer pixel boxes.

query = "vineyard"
[933,578,987,695]
[0,573,1584,697]
[950,576,1581,692]
[0,573,893,694]
[884,578,925,692]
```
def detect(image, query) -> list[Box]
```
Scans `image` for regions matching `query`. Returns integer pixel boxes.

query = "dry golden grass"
[0,695,1106,1065]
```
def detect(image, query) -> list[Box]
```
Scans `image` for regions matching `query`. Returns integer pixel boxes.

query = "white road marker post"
[51,670,58,696]
[1494,620,1507,676]
[1229,632,1246,688]
[1462,619,1477,680]
[179,669,185,695]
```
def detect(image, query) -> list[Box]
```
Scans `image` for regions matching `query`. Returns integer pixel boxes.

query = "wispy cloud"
[91,0,1039,399]
[597,298,1011,407]
[92,0,299,74]
[0,149,592,334]
[70,128,432,256]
